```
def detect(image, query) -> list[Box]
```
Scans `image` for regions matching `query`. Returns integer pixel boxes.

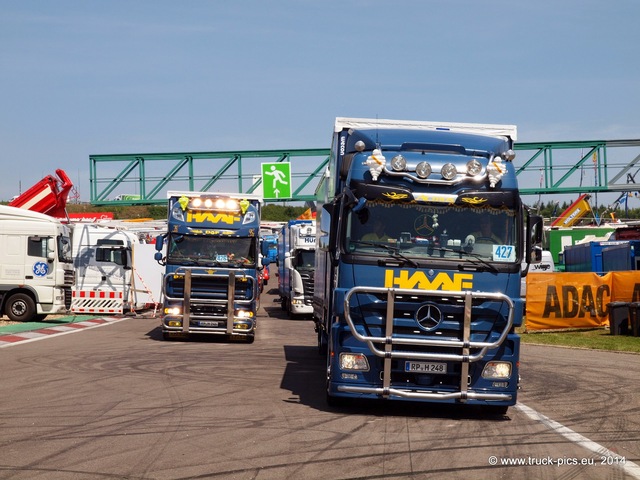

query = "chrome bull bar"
[164,268,255,335]
[340,287,514,401]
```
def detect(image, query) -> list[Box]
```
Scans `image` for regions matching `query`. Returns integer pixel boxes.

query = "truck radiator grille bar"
[163,268,257,333]
[342,287,514,400]
[300,272,315,303]
[63,287,72,309]
[344,287,513,361]
[164,268,255,304]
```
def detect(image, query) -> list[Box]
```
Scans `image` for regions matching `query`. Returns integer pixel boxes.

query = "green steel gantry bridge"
[89,139,640,206]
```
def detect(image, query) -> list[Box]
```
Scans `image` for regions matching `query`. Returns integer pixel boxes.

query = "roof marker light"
[441,163,457,180]
[391,155,406,172]
[416,162,432,179]
[466,159,482,176]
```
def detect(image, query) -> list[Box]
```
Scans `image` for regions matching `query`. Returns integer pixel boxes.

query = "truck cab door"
[26,235,55,284]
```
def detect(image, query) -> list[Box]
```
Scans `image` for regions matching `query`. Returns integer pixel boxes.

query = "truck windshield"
[346,202,518,262]
[167,234,256,267]
[295,250,315,269]
[57,234,73,263]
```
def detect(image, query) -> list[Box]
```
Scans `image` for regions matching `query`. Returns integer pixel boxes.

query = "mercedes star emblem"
[415,303,443,331]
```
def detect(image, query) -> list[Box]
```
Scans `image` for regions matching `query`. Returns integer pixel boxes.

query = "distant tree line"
[61,203,310,222]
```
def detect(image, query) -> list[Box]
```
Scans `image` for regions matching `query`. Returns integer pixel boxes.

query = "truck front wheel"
[6,293,36,322]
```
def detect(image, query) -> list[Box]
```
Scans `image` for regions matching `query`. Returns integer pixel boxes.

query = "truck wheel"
[317,327,327,356]
[6,293,36,322]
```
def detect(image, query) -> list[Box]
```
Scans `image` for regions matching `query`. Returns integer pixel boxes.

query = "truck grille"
[300,272,315,304]
[64,269,74,309]
[339,286,516,401]
[355,291,505,348]
[163,269,256,320]
[166,274,254,301]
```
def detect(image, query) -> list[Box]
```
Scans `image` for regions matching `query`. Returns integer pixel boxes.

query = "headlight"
[390,155,406,171]
[164,307,182,316]
[339,353,370,371]
[170,204,185,222]
[235,309,254,318]
[441,163,457,180]
[415,161,432,179]
[482,361,512,379]
[466,159,482,176]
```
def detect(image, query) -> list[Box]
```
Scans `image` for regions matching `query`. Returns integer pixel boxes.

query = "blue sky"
[1,0,639,203]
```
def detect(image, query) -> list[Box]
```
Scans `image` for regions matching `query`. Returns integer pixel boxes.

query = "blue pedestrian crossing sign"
[261,162,291,199]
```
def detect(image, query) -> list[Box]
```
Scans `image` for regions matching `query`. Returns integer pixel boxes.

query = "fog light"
[482,361,512,379]
[168,320,182,327]
[339,353,370,371]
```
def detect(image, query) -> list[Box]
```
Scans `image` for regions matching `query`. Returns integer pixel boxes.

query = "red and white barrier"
[71,290,124,314]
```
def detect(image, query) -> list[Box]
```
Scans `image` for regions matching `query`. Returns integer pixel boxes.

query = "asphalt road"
[0,288,639,480]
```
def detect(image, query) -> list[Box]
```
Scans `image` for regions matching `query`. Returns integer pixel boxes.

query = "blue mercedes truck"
[314,118,543,413]
[155,191,267,343]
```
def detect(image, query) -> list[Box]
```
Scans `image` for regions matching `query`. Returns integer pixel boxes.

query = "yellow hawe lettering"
[385,270,473,291]
[186,212,239,224]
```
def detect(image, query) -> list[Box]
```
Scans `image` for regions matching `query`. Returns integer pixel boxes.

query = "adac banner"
[525,271,640,330]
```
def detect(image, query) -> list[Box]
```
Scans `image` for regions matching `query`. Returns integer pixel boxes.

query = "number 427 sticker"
[492,245,515,262]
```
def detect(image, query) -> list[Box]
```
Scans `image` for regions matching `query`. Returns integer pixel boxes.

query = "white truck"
[0,205,74,321]
[71,223,163,314]
[278,220,316,318]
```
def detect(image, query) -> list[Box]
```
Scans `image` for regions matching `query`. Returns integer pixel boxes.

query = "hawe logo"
[186,212,239,224]
[384,270,473,290]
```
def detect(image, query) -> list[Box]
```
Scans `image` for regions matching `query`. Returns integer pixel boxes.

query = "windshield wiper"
[174,259,197,266]
[455,249,498,273]
[423,246,499,273]
[351,240,419,269]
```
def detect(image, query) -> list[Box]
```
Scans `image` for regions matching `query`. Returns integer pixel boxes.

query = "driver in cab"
[469,217,502,244]
[362,218,392,242]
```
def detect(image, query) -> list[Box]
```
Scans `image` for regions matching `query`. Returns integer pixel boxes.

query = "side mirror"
[526,214,544,264]
[154,251,166,266]
[155,235,165,251]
